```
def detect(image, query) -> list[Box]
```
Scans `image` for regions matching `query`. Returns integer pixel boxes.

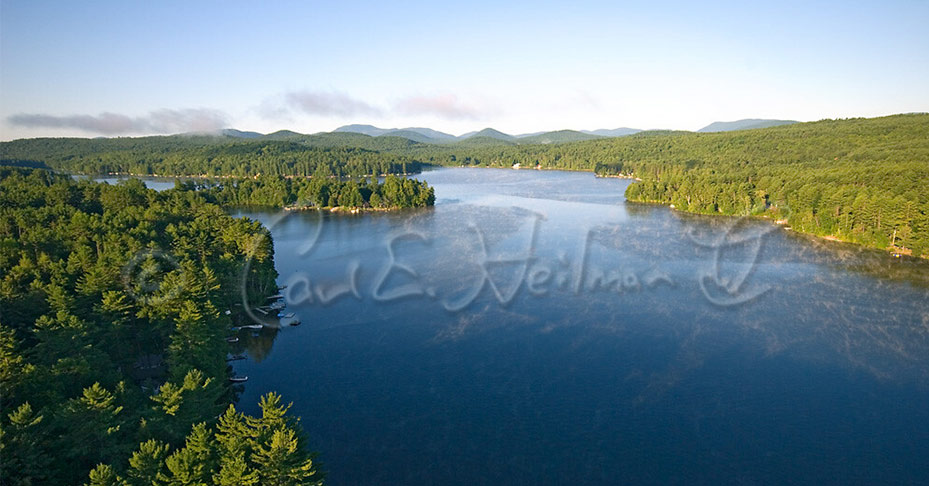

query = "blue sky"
[1,0,927,139]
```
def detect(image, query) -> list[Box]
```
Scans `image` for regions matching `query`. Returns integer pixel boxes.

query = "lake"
[211,168,927,484]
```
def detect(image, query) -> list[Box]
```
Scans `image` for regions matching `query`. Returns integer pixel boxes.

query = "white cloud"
[7,108,229,135]
[270,90,382,118]
[393,94,483,120]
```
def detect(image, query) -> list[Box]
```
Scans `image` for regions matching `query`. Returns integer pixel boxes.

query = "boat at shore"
[229,375,248,383]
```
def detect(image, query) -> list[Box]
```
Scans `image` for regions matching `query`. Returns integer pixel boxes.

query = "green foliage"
[1,402,51,485]
[126,439,171,485]
[183,174,435,210]
[516,129,602,144]
[93,396,321,486]
[0,168,297,485]
[0,136,422,178]
[600,115,929,257]
[87,464,123,486]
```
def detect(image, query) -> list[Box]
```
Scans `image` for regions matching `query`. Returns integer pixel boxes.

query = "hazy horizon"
[2,1,928,141]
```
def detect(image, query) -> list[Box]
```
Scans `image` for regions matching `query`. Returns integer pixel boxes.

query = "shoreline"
[73,170,422,179]
[429,165,924,260]
[282,204,428,213]
[594,173,641,181]
[79,166,923,260]
[628,198,925,260]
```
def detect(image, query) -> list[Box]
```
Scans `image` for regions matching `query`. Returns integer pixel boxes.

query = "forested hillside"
[404,114,929,257]
[0,136,421,177]
[607,115,929,257]
[0,168,322,485]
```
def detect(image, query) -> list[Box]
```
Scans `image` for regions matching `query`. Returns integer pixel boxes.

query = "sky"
[1,0,928,140]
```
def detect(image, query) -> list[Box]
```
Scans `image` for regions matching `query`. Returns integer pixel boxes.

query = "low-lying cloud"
[7,108,229,135]
[265,90,488,121]
[393,94,482,120]
[283,90,382,117]
[10,92,492,137]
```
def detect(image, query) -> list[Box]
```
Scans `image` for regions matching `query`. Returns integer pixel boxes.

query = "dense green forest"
[0,136,422,178]
[615,116,929,256]
[0,168,322,485]
[187,174,435,210]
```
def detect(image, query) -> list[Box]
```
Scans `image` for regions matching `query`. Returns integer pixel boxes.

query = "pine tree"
[252,428,321,486]
[1,402,51,485]
[87,464,124,486]
[126,439,170,486]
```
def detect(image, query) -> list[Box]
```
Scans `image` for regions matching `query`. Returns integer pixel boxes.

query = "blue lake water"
[214,168,926,484]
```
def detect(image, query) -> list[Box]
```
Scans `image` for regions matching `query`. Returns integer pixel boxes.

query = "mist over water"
[225,168,929,485]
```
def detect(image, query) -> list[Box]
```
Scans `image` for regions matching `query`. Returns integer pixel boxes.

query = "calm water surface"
[223,168,929,485]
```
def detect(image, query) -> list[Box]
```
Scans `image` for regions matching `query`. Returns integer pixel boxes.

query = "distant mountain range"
[214,119,799,145]
[333,124,458,142]
[330,125,610,144]
[697,119,797,133]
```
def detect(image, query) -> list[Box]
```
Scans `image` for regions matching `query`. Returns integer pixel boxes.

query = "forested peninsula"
[0,168,323,485]
[189,174,435,211]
